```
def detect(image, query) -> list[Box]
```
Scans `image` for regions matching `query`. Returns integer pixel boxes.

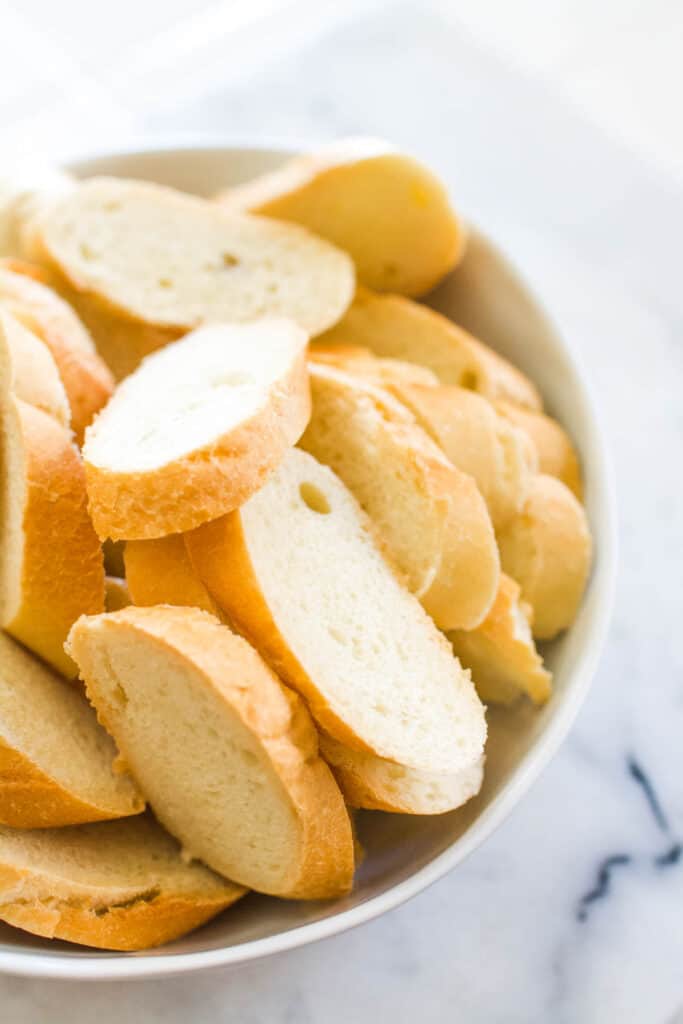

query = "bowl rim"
[0,138,617,980]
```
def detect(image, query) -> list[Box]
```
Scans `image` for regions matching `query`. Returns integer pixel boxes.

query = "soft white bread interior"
[319,733,485,815]
[27,176,355,376]
[299,363,499,630]
[496,400,583,500]
[217,137,465,296]
[82,320,311,541]
[497,474,592,639]
[315,286,542,410]
[67,606,355,900]
[386,380,538,532]
[0,309,70,427]
[447,573,552,706]
[0,167,73,258]
[0,630,143,827]
[124,535,225,620]
[0,814,245,950]
[186,449,487,778]
[0,395,104,677]
[0,260,114,441]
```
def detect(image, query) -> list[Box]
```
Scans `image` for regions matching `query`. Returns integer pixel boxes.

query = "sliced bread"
[0,260,114,441]
[0,396,104,677]
[386,381,538,531]
[319,733,485,814]
[67,606,355,900]
[0,630,143,827]
[28,176,355,376]
[185,448,487,777]
[217,137,465,296]
[0,167,73,258]
[496,400,583,500]
[315,286,542,410]
[309,343,440,388]
[299,364,499,629]
[0,309,70,427]
[82,320,311,541]
[124,535,225,619]
[447,573,552,706]
[497,474,592,639]
[0,814,244,950]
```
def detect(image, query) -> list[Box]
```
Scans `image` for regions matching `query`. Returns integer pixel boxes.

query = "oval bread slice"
[0,396,105,677]
[497,475,592,639]
[299,364,499,630]
[0,261,114,440]
[217,137,465,296]
[28,176,354,376]
[186,449,487,777]
[315,286,542,410]
[0,814,245,950]
[82,320,311,541]
[0,630,143,827]
[66,606,355,900]
[447,574,552,706]
[495,400,583,500]
[388,381,538,532]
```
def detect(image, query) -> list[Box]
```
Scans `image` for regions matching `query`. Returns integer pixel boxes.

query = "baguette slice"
[0,309,70,427]
[496,400,583,500]
[186,449,487,776]
[125,535,224,619]
[0,630,143,827]
[315,286,542,410]
[0,167,73,258]
[0,396,105,677]
[82,320,311,541]
[497,475,592,639]
[217,137,465,296]
[128,528,481,816]
[67,606,354,900]
[319,734,484,814]
[386,381,538,531]
[0,261,114,440]
[0,815,244,950]
[300,364,499,629]
[28,176,354,376]
[447,574,552,706]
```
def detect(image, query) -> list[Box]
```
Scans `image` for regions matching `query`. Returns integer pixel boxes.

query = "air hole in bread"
[113,682,128,706]
[79,243,97,261]
[299,482,331,515]
[210,371,251,389]
[103,200,121,212]
[460,370,478,390]
[158,277,174,289]
[221,252,239,268]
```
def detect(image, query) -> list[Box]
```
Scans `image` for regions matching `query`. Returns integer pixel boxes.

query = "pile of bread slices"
[0,139,592,951]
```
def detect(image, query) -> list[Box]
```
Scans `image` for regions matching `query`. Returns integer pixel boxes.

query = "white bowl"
[0,143,616,979]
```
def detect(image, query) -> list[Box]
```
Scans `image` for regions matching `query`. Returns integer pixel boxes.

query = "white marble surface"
[2,2,683,1021]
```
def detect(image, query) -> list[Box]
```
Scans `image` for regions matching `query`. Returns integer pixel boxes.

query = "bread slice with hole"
[497,474,592,639]
[496,400,583,500]
[27,176,355,377]
[0,814,245,950]
[217,137,465,296]
[299,363,499,630]
[67,605,355,899]
[82,320,311,541]
[124,535,225,620]
[0,630,143,827]
[0,308,70,427]
[0,260,114,441]
[319,733,485,814]
[315,286,542,410]
[386,381,538,532]
[0,393,104,677]
[186,448,487,780]
[447,573,552,706]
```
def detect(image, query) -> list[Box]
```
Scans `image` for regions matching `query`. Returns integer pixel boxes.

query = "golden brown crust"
[124,535,225,619]
[0,262,114,440]
[497,475,592,640]
[448,573,552,706]
[104,576,131,612]
[315,286,542,410]
[2,399,105,677]
[67,607,355,900]
[496,400,583,500]
[83,341,312,541]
